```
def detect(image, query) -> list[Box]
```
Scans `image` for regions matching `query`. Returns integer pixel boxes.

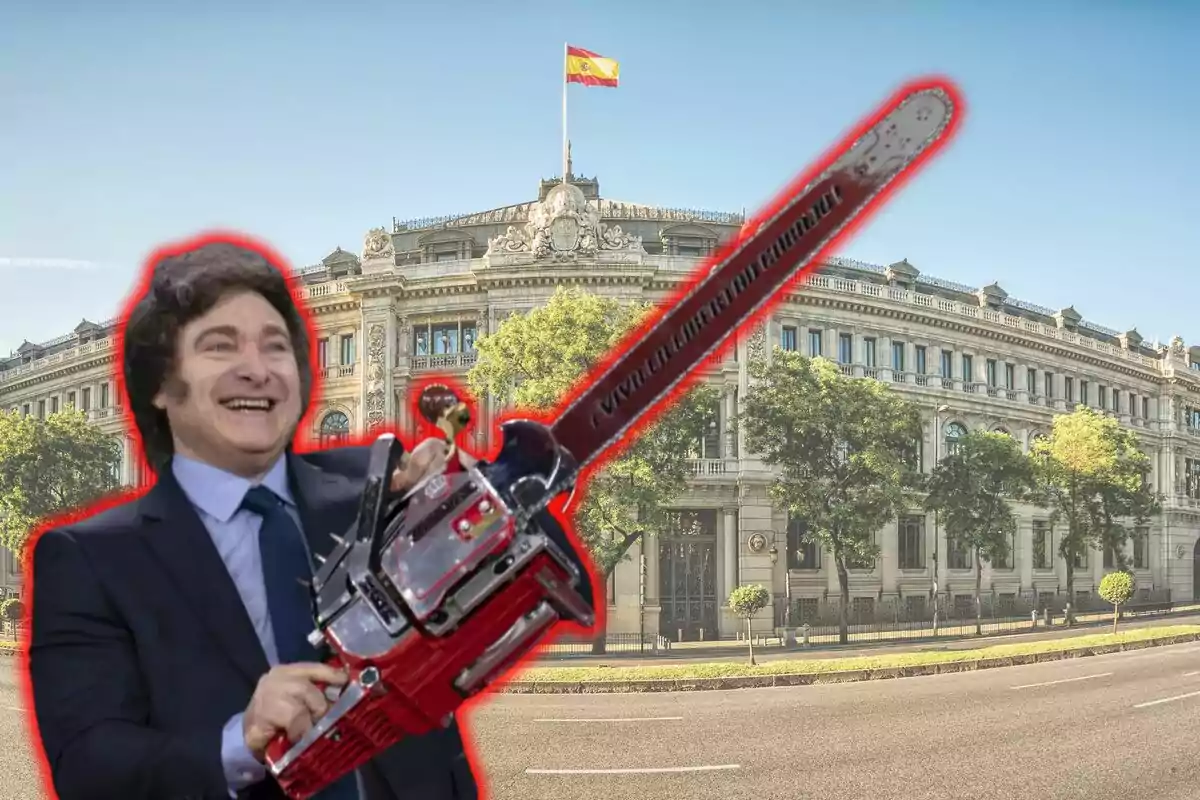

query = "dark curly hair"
[122,241,313,472]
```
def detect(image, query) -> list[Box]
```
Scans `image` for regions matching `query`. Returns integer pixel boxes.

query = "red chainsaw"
[265,78,962,798]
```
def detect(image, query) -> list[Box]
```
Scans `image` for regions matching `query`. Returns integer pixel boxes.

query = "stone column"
[722,388,737,459]
[360,297,397,432]
[723,509,738,601]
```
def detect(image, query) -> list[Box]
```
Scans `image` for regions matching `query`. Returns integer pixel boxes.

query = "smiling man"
[25,238,478,800]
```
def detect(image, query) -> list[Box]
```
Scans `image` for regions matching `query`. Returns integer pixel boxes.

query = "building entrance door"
[1193,539,1200,602]
[658,510,718,642]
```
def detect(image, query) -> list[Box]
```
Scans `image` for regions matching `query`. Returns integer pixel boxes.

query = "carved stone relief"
[365,323,387,431]
[363,227,395,260]
[485,182,645,264]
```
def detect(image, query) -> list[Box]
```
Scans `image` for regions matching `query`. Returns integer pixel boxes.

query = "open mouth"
[221,398,277,413]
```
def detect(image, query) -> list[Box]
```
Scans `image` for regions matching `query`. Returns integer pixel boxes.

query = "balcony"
[409,351,478,372]
[321,364,356,380]
[686,458,738,478]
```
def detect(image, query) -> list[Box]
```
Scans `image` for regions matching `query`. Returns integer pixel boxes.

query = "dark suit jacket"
[28,444,555,800]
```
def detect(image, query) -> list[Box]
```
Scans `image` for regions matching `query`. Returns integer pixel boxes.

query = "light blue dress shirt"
[171,454,361,798]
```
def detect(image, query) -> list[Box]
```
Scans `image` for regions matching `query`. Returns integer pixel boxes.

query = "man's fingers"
[284,710,313,744]
[278,662,348,686]
[293,681,330,720]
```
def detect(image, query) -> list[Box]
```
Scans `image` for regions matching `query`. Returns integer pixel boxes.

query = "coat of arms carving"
[485,182,643,264]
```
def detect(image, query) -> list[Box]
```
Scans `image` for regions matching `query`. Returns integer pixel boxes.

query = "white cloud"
[0,257,100,270]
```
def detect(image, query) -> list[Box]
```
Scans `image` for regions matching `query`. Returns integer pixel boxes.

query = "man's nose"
[235,345,272,381]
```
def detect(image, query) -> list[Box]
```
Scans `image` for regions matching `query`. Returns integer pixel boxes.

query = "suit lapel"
[138,471,271,688]
[287,452,363,565]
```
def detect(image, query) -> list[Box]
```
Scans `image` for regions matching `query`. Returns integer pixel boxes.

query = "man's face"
[153,290,304,477]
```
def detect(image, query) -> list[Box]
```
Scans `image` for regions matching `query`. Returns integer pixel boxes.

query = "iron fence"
[535,632,672,657]
[768,589,1178,644]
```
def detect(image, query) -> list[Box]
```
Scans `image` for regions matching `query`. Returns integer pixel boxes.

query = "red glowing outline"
[15,73,965,800]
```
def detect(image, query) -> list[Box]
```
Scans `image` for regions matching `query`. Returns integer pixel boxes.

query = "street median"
[500,625,1200,694]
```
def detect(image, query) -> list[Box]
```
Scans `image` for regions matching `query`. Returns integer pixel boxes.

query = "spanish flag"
[565,45,619,88]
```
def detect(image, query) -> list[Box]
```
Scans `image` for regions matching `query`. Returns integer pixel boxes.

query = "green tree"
[1098,570,1135,635]
[0,408,122,556]
[1030,406,1161,620]
[740,350,923,644]
[466,287,719,649]
[0,597,22,638]
[728,584,771,666]
[925,430,1038,635]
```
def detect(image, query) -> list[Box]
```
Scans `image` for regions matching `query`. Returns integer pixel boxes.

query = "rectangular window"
[340,334,355,364]
[863,338,877,367]
[50,397,58,414]
[1064,377,1074,403]
[67,391,76,408]
[948,536,971,570]
[786,517,819,570]
[100,383,109,408]
[1080,380,1089,405]
[317,338,329,369]
[781,326,798,352]
[1005,364,1015,389]
[81,388,91,412]
[897,515,925,570]
[1113,389,1121,413]
[1044,371,1054,399]
[1143,397,1150,419]
[940,350,952,377]
[961,354,973,382]
[992,532,1015,570]
[915,345,927,375]
[37,400,45,419]
[1027,368,1037,394]
[838,333,852,364]
[808,328,822,356]
[892,341,905,371]
[1033,521,1052,570]
[1133,527,1149,569]
[1099,386,1108,409]
[986,359,997,387]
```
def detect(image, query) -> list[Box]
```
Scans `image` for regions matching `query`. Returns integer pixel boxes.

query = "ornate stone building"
[3,174,1200,639]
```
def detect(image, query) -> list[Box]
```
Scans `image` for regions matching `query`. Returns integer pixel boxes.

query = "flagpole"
[562,42,569,184]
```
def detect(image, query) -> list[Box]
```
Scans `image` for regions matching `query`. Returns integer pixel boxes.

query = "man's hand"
[243,663,348,762]
[390,437,478,493]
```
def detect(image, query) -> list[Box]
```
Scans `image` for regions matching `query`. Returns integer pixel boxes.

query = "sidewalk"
[533,610,1200,668]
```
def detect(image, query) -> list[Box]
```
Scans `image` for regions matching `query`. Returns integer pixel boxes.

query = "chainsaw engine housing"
[264,424,594,799]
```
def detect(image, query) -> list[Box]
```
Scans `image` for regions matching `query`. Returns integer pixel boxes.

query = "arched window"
[993,427,1011,437]
[944,422,967,456]
[1028,430,1048,454]
[319,411,351,446]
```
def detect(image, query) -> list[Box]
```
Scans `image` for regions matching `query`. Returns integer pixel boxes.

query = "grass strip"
[511,624,1200,683]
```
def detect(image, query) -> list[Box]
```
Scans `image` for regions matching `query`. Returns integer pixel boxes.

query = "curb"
[499,632,1200,694]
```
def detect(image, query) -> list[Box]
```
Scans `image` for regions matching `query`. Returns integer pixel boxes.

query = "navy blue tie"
[242,486,359,800]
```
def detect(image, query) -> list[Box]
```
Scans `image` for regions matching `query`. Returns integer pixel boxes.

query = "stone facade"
[3,175,1200,640]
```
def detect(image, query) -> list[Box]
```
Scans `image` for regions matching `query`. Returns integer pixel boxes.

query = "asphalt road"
[3,642,1200,799]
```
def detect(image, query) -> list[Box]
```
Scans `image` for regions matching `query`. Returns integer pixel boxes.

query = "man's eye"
[207,341,236,352]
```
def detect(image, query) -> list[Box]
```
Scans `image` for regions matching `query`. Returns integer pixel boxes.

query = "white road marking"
[1182,670,1200,677]
[533,716,684,723]
[1134,690,1200,709]
[526,765,740,775]
[1011,673,1112,690]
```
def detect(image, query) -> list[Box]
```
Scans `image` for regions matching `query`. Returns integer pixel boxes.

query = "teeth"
[224,398,272,411]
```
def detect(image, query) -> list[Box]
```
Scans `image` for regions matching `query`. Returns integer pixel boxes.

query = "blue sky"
[1,1,1196,355]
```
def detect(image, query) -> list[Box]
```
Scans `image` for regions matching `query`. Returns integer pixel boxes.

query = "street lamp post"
[768,540,791,628]
[932,403,950,637]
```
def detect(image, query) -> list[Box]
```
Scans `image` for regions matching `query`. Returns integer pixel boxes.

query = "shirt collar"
[171,452,295,523]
